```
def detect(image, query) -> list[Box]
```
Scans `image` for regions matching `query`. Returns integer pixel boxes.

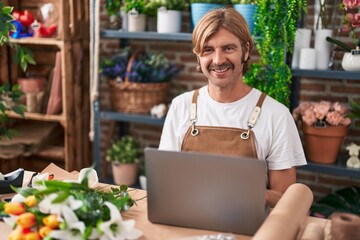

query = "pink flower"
[293,101,352,127]
[326,111,343,126]
[342,0,360,10]
[313,101,331,121]
[352,13,360,27]
[332,102,349,115]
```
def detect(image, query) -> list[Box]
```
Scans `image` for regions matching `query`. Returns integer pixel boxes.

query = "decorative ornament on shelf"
[293,101,352,164]
[346,142,360,168]
[0,169,142,239]
[326,0,360,71]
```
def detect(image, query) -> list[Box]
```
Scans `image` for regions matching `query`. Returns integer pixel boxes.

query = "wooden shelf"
[9,37,64,48]
[6,111,66,123]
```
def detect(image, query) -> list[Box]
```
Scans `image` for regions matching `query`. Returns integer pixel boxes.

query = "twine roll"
[331,212,360,240]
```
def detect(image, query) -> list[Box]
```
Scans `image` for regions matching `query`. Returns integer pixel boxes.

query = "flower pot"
[128,9,146,32]
[341,52,360,71]
[157,8,181,33]
[190,3,224,29]
[233,4,258,35]
[111,162,138,186]
[302,124,348,164]
[139,175,147,190]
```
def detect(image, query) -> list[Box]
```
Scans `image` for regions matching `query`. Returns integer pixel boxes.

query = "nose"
[213,49,226,65]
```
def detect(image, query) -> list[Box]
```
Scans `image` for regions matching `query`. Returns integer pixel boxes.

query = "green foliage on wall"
[244,0,307,107]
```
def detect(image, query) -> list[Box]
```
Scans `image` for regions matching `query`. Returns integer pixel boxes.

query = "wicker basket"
[109,51,170,114]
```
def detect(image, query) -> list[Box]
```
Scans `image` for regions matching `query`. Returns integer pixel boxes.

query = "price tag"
[351,49,360,55]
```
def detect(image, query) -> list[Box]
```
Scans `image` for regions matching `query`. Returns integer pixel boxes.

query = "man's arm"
[266,167,296,207]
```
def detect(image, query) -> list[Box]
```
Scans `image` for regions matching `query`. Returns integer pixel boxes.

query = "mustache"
[209,63,234,71]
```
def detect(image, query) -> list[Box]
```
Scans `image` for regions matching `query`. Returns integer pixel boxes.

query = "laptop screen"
[145,148,268,235]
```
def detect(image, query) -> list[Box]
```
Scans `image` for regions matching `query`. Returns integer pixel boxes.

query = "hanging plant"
[244,0,307,107]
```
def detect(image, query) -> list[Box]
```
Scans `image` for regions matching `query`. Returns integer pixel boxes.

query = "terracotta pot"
[111,162,138,186]
[302,124,348,164]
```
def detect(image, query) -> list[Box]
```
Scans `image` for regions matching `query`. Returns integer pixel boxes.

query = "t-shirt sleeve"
[266,110,307,170]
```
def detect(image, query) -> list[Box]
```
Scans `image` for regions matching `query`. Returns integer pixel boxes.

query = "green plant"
[147,0,188,11]
[122,0,147,14]
[244,0,307,107]
[106,136,143,164]
[347,99,360,127]
[105,0,121,16]
[0,3,35,140]
[310,186,360,218]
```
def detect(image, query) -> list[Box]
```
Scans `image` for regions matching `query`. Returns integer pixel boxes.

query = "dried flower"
[293,101,352,127]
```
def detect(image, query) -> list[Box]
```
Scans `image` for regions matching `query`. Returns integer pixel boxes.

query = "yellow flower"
[43,214,60,229]
[16,212,36,228]
[4,202,26,215]
[24,195,37,207]
[23,232,41,240]
[39,226,52,237]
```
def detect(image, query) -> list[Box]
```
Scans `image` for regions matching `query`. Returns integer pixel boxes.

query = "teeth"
[214,68,227,73]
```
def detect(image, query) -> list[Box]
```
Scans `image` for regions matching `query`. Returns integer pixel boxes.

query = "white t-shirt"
[159,86,307,170]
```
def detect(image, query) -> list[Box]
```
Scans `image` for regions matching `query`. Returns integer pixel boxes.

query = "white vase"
[128,9,146,32]
[299,48,317,70]
[157,7,182,33]
[291,28,312,69]
[342,52,360,71]
[120,10,128,31]
[314,29,333,70]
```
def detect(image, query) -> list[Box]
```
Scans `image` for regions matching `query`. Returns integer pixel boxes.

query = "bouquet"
[99,47,132,81]
[0,169,142,240]
[326,0,360,52]
[293,101,352,127]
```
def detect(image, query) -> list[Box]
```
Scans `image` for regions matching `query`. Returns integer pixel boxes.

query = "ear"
[244,42,250,61]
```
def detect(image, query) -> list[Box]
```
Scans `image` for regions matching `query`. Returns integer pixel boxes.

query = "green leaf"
[52,191,70,203]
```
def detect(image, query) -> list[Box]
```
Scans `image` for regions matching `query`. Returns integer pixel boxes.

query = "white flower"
[38,194,82,215]
[31,173,51,189]
[49,205,86,240]
[64,168,99,188]
[99,202,142,240]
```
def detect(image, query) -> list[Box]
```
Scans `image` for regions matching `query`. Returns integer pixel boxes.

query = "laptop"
[145,148,268,235]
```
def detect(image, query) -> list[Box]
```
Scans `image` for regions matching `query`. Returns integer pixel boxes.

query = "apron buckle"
[241,129,250,140]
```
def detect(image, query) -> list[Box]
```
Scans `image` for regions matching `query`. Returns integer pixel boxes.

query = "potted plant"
[190,0,231,28]
[147,0,188,33]
[122,0,147,32]
[105,0,121,29]
[293,101,352,164]
[326,1,360,71]
[231,0,258,35]
[106,135,143,186]
[107,49,180,113]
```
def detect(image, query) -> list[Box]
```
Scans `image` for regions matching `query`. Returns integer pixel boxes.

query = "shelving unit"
[291,68,360,178]
[0,0,91,171]
[93,13,360,179]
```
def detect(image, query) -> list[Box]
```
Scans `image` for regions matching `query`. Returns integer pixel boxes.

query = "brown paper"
[252,183,313,240]
[331,212,360,240]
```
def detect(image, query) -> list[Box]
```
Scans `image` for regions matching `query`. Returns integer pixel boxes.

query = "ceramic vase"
[314,29,333,70]
[190,3,224,29]
[157,8,182,33]
[292,28,312,69]
[128,9,146,32]
[341,52,360,71]
[112,162,138,186]
[233,4,258,35]
[302,124,348,164]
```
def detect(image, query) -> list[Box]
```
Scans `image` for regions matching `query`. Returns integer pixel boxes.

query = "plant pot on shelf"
[301,123,348,164]
[233,4,258,35]
[190,3,224,29]
[128,9,146,32]
[111,162,138,186]
[157,7,182,33]
[341,51,360,71]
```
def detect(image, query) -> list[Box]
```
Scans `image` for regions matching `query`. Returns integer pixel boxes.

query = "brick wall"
[98,0,360,200]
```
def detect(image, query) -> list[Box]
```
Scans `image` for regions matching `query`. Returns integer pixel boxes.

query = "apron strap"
[241,92,266,139]
[189,89,200,136]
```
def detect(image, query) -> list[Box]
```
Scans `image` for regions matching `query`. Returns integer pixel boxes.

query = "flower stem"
[326,37,352,52]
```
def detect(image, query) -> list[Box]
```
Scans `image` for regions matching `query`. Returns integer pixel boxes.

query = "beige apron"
[181,89,266,159]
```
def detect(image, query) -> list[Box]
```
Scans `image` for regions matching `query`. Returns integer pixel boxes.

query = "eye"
[202,47,213,55]
[224,46,235,53]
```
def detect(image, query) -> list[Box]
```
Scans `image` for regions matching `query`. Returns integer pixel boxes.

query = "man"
[159,7,306,207]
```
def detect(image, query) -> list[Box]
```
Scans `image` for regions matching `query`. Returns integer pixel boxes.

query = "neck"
[208,82,252,103]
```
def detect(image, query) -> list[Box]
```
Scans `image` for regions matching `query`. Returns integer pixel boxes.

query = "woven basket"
[109,51,170,114]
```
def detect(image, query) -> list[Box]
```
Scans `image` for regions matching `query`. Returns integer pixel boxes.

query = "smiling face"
[198,27,249,90]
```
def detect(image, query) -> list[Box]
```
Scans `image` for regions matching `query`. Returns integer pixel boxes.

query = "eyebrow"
[203,43,239,49]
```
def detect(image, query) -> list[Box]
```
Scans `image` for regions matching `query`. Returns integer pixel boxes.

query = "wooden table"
[0,167,329,240]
